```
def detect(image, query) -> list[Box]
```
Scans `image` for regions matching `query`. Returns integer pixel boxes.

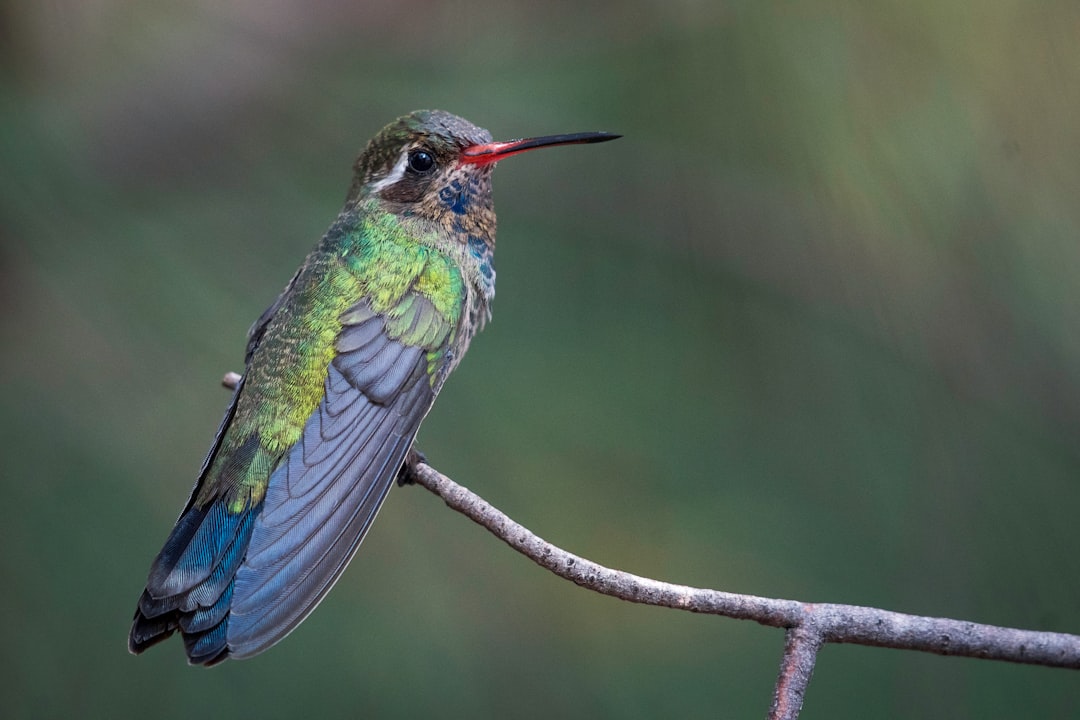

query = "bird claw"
[396,448,428,486]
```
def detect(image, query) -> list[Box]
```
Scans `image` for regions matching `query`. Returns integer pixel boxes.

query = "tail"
[129,378,260,666]
[128,497,259,666]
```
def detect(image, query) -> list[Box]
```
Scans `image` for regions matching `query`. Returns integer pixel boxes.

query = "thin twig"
[769,626,823,720]
[409,461,1080,669]
[219,370,1080,719]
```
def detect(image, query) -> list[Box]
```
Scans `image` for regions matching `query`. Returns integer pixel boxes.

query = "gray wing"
[225,301,442,658]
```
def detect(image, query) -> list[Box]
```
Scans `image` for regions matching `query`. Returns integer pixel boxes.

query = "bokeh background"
[3,1,1080,717]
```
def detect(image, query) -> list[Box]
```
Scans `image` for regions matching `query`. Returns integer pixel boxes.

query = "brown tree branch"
[220,371,1080,718]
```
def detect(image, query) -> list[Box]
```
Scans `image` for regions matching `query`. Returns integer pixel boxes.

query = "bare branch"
[218,369,1080,718]
[409,461,1080,670]
[769,626,823,720]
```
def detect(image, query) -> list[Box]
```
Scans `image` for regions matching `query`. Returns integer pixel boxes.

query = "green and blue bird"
[128,110,618,665]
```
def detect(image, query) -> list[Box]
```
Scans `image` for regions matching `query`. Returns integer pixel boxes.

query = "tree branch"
[219,370,1080,717]
[408,461,1080,670]
[770,626,823,720]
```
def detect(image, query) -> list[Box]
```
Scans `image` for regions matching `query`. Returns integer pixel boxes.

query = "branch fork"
[220,371,1080,719]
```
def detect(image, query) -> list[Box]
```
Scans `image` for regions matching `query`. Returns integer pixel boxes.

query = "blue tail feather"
[129,496,259,664]
[144,505,210,595]
[184,618,229,665]
[148,502,243,597]
[180,510,256,611]
[179,579,235,634]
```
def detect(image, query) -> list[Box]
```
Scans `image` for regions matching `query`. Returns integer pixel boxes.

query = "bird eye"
[407,150,435,173]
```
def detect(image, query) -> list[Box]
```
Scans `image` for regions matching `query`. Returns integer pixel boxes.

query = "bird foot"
[396,448,428,486]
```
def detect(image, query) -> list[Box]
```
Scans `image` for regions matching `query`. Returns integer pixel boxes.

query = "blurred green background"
[3,1,1079,717]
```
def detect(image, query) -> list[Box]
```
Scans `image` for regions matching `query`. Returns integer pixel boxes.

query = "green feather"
[195,202,465,511]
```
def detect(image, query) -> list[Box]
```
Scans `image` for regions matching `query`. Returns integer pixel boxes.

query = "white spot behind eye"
[370,152,410,193]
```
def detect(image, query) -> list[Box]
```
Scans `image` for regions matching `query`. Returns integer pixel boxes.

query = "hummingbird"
[128,110,619,665]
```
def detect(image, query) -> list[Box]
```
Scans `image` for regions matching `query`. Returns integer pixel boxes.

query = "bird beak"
[460,131,621,165]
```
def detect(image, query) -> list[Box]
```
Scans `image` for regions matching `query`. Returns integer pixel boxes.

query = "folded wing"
[225,294,450,658]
